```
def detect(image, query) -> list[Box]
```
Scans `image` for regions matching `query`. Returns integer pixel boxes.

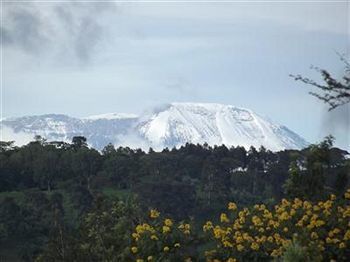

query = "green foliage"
[283,136,344,200]
[281,242,310,262]
[0,136,349,260]
[37,196,141,262]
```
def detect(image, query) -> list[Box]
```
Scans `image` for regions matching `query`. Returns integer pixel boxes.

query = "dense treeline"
[0,136,349,261]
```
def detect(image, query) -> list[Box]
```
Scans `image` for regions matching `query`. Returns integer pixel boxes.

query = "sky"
[1,1,350,150]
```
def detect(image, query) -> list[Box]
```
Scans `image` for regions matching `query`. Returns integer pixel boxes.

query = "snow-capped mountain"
[1,103,308,151]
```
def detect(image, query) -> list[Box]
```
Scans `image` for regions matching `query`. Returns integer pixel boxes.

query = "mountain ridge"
[1,102,309,151]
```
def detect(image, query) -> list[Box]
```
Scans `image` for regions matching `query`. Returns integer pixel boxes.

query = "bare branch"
[291,55,350,111]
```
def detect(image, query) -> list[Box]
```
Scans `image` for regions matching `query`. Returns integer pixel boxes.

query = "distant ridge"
[1,102,308,151]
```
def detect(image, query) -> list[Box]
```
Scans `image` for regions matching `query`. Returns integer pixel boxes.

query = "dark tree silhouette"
[291,54,350,110]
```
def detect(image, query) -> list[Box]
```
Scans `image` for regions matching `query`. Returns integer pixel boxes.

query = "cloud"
[1,1,118,64]
[115,132,152,151]
[321,104,350,151]
[1,126,34,146]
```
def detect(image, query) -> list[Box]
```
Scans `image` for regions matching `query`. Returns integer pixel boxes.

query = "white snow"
[0,102,308,151]
[137,103,308,151]
[83,113,138,120]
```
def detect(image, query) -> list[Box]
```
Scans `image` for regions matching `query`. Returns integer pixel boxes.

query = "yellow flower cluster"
[130,209,193,261]
[204,191,350,261]
[178,223,191,235]
[131,189,350,261]
[149,209,160,219]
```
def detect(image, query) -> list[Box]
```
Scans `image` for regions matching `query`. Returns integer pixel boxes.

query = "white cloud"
[1,126,33,146]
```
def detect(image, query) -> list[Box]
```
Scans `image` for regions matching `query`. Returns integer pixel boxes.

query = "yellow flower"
[315,220,325,227]
[149,209,160,219]
[220,213,230,223]
[235,236,244,244]
[330,194,336,200]
[345,189,350,199]
[303,201,312,210]
[228,202,237,210]
[251,242,260,250]
[339,242,346,249]
[236,244,244,252]
[271,248,282,257]
[164,218,173,227]
[136,259,144,262]
[131,246,138,254]
[213,227,224,239]
[150,234,158,240]
[259,204,266,211]
[227,258,237,262]
[328,231,334,238]
[223,240,233,247]
[252,216,263,226]
[281,198,290,207]
[296,220,303,227]
[174,243,181,248]
[311,232,318,239]
[263,210,273,219]
[135,223,154,234]
[183,223,191,230]
[132,232,140,241]
[203,221,213,232]
[162,226,171,234]
[279,211,290,221]
[147,256,153,261]
[179,223,190,235]
[333,228,340,234]
[163,246,170,252]
[283,227,288,233]
[290,208,296,216]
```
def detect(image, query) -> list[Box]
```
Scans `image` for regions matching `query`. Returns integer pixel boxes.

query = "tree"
[38,198,141,262]
[71,147,102,191]
[0,141,15,152]
[33,145,61,192]
[283,160,303,199]
[283,136,337,200]
[102,143,116,156]
[291,54,350,110]
[72,136,88,149]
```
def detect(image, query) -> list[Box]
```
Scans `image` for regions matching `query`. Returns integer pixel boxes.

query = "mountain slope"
[1,103,308,151]
[1,114,137,149]
[137,103,308,151]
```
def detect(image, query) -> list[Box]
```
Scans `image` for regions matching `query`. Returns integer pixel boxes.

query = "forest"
[0,135,349,261]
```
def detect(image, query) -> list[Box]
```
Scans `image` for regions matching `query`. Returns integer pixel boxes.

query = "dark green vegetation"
[0,135,349,261]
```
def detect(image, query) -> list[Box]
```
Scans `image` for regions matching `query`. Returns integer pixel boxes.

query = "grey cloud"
[2,4,49,53]
[2,1,117,64]
[322,104,350,150]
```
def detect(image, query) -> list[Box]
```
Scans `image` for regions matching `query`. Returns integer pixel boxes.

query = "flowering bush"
[203,189,350,261]
[130,189,350,261]
[130,209,196,261]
